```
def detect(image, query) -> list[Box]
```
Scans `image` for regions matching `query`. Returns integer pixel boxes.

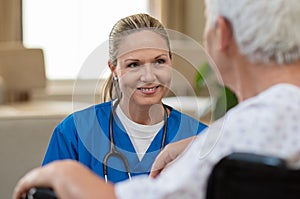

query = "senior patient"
[13,0,300,199]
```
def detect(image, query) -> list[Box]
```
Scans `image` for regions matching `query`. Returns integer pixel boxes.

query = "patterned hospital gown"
[115,83,300,199]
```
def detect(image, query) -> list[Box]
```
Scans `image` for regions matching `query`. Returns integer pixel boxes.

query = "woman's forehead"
[117,30,169,57]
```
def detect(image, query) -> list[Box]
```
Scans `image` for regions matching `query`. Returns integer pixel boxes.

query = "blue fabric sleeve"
[42,115,78,166]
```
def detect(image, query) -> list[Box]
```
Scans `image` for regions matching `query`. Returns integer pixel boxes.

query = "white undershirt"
[115,105,164,161]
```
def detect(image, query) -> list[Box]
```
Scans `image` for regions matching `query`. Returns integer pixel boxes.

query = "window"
[23,0,152,79]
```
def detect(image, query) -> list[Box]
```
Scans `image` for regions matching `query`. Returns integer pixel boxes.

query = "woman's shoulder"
[73,101,112,115]
[59,101,112,126]
[168,105,199,122]
[52,101,112,138]
[168,105,207,128]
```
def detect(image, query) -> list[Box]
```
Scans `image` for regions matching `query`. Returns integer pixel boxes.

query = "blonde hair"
[101,13,171,102]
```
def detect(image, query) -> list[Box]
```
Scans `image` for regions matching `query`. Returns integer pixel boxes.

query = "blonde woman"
[41,13,207,183]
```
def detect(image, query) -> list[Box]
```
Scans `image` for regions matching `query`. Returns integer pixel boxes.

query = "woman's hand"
[13,160,117,199]
[149,136,197,178]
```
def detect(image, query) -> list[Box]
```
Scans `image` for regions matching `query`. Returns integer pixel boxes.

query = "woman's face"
[112,30,172,107]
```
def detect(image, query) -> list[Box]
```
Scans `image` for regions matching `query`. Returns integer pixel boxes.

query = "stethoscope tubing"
[103,99,168,183]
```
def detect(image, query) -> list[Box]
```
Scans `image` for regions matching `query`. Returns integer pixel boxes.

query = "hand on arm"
[13,160,117,199]
[149,136,197,178]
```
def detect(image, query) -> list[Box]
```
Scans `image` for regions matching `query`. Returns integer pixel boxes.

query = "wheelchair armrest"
[25,188,57,199]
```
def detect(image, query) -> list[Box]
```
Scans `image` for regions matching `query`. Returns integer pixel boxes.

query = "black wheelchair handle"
[24,187,58,199]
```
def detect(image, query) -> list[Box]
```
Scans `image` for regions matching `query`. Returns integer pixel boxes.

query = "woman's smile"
[137,85,160,94]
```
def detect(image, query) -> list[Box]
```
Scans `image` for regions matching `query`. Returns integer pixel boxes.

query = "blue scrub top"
[42,101,207,183]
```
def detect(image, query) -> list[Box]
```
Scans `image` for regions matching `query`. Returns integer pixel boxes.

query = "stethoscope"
[102,99,169,183]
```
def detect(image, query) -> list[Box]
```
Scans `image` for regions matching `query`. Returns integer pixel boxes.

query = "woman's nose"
[140,64,156,82]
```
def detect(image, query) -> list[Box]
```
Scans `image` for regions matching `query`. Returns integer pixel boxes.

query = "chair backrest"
[0,46,46,102]
[206,152,300,199]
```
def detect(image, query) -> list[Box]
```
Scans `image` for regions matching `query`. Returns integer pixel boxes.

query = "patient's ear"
[217,17,233,51]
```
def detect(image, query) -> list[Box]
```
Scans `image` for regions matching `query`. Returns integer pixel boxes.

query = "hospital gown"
[115,83,300,199]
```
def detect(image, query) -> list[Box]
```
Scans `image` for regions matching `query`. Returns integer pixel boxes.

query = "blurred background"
[0,1,216,199]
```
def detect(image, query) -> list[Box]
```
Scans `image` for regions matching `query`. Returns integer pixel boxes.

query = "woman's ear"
[108,60,117,78]
[217,16,233,51]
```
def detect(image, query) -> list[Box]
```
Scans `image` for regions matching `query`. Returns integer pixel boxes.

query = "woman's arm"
[13,160,117,199]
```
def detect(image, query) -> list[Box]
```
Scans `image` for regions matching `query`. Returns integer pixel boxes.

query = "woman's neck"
[118,100,165,125]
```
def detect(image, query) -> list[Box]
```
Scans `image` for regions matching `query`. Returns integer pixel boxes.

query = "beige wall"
[184,0,206,43]
[159,0,205,43]
[159,0,207,95]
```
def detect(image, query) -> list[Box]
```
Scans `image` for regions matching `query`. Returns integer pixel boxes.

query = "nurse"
[42,13,207,183]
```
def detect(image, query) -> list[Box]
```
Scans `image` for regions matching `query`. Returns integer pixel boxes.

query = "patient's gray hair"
[205,0,300,64]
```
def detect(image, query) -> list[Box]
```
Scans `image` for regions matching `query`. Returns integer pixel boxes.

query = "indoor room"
[0,1,214,198]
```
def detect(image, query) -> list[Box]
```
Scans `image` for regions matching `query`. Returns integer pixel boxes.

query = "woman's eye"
[128,62,138,68]
[155,59,166,64]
